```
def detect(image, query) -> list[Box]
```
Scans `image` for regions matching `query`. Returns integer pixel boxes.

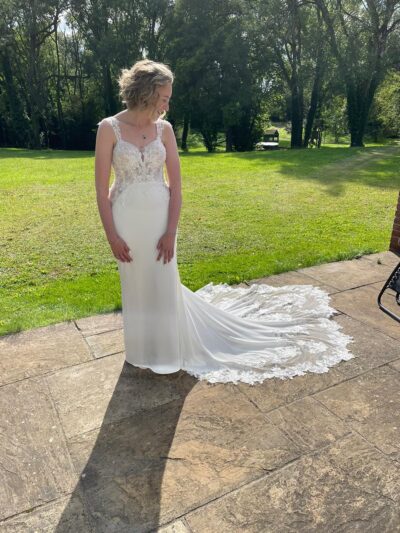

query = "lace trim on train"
[185,282,354,385]
[196,282,337,321]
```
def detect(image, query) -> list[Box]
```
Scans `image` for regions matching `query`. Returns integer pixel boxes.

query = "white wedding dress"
[100,116,353,385]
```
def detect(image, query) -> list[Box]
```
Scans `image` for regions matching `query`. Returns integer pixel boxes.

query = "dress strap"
[156,119,164,139]
[107,116,121,142]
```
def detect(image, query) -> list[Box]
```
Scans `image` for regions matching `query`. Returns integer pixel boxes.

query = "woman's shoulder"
[157,117,172,130]
[97,116,115,127]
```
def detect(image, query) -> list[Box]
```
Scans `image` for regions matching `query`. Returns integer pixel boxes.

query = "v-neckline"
[113,117,159,152]
[118,137,160,152]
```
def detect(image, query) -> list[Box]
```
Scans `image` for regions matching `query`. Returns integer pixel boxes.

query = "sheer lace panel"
[99,116,168,204]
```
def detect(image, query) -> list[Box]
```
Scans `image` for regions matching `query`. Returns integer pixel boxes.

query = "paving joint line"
[159,432,355,526]
[331,309,400,344]
[0,496,68,526]
[0,350,126,389]
[312,394,400,469]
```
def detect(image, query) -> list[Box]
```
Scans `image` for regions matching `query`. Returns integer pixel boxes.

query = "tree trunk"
[27,13,42,149]
[303,42,324,148]
[201,130,215,152]
[290,82,303,148]
[303,80,319,148]
[181,114,189,151]
[225,126,233,152]
[54,21,66,148]
[290,0,303,148]
[0,51,29,147]
[102,63,116,116]
[347,84,368,147]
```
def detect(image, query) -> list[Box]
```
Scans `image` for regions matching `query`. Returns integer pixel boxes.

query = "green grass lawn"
[1,140,399,336]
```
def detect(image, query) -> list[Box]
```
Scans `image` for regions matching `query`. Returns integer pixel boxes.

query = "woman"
[95,59,353,385]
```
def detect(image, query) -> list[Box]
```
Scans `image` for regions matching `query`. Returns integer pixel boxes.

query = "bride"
[95,59,353,385]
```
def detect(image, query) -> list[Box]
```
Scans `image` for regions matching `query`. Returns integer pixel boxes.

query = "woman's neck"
[120,108,156,127]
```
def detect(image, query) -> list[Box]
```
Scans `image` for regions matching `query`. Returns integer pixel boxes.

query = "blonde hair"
[118,59,174,118]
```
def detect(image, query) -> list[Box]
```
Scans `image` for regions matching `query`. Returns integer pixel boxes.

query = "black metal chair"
[377,191,400,322]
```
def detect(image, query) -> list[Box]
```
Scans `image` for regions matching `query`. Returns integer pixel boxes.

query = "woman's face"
[155,83,172,115]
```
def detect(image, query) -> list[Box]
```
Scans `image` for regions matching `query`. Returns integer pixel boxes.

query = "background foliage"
[0,0,399,151]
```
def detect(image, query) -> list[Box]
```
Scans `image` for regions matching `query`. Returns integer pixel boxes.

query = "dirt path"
[311,144,400,189]
[329,144,399,173]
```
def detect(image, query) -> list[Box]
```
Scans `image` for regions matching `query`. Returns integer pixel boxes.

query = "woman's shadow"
[54,361,198,533]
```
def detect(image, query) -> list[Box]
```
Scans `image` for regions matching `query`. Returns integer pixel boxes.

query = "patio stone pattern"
[0,378,78,521]
[0,251,399,532]
[84,328,125,358]
[75,311,123,337]
[184,433,400,532]
[296,255,392,291]
[0,321,92,386]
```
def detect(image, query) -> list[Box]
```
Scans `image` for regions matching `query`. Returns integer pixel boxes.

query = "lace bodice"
[100,116,168,204]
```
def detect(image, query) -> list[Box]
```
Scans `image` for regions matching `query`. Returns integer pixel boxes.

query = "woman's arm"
[156,121,183,264]
[95,121,132,262]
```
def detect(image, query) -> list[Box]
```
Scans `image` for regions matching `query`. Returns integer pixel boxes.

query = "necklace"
[118,116,152,141]
[130,124,148,140]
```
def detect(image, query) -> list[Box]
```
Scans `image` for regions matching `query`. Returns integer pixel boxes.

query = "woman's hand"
[109,236,132,262]
[156,232,176,264]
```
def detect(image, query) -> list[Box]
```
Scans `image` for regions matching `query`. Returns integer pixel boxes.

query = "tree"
[322,95,348,142]
[302,9,328,147]
[219,4,267,151]
[0,0,399,150]
[0,0,66,148]
[315,0,400,147]
[166,0,231,151]
[255,0,328,148]
[374,69,400,137]
[0,0,30,147]
[167,0,265,152]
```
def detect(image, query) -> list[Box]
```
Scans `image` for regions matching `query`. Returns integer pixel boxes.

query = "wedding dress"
[100,116,353,385]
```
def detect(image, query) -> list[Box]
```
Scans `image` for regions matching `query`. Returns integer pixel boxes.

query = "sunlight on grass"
[1,142,399,335]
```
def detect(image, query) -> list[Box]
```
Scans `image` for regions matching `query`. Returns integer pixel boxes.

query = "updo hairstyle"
[118,59,174,114]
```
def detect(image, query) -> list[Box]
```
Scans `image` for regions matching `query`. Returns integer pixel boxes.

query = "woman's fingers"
[163,247,174,264]
[118,252,129,262]
[115,240,175,264]
[155,238,175,263]
[118,241,129,262]
[124,244,132,262]
[112,238,132,262]
[157,240,166,261]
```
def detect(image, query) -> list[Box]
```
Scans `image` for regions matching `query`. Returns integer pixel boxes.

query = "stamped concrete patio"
[1,251,400,533]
